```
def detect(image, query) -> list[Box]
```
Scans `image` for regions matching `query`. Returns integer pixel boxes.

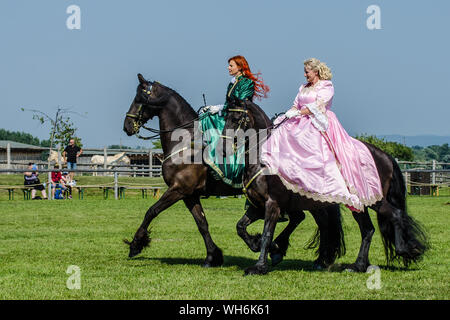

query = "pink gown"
[261,80,383,212]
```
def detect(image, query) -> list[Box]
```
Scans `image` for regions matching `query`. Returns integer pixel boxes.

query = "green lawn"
[0,182,448,299]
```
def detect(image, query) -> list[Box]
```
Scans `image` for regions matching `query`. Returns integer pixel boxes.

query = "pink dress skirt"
[261,80,383,212]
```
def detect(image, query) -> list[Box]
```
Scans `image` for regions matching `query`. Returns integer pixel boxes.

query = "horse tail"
[376,156,429,267]
[306,205,346,265]
[327,204,346,261]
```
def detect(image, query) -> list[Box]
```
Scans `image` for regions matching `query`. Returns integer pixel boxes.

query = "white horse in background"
[47,150,63,165]
[90,152,131,176]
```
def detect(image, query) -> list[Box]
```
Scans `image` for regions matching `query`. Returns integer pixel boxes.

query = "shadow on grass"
[129,255,325,272]
[129,255,422,274]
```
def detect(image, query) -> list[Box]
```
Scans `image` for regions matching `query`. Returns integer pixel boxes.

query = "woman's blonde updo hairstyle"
[303,58,333,80]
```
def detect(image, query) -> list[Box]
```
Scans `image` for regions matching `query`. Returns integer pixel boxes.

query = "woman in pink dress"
[261,58,383,212]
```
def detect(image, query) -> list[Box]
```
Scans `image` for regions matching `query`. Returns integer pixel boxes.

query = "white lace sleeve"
[305,101,329,131]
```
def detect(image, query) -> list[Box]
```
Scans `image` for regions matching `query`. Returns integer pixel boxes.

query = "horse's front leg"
[270,210,306,266]
[184,196,223,267]
[236,205,263,252]
[244,198,280,275]
[125,186,184,258]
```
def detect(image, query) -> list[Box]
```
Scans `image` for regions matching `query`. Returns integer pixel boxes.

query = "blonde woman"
[261,58,383,212]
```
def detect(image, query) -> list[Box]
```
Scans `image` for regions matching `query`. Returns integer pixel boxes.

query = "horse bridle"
[125,83,157,139]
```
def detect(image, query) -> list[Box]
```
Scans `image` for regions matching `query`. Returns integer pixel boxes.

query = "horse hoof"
[202,257,223,268]
[128,250,141,258]
[344,263,368,273]
[313,264,324,271]
[312,260,326,271]
[244,265,268,276]
[271,253,283,266]
[128,245,143,258]
[395,248,407,257]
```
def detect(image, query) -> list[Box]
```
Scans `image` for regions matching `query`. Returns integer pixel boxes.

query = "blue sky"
[1,0,449,147]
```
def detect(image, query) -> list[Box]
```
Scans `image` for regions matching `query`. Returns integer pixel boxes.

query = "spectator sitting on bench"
[24,162,47,200]
[51,164,67,199]
[61,166,73,199]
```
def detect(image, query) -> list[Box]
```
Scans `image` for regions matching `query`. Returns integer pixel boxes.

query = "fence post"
[404,172,409,195]
[57,144,61,165]
[149,150,153,177]
[6,143,11,175]
[432,160,436,185]
[48,171,52,200]
[103,146,107,176]
[114,171,118,200]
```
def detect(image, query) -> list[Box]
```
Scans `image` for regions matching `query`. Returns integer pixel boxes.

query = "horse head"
[123,73,171,136]
[115,152,131,164]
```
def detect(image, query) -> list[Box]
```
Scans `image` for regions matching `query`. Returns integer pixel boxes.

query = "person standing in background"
[62,138,82,181]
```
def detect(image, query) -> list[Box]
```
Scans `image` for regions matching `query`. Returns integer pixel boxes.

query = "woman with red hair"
[200,55,269,188]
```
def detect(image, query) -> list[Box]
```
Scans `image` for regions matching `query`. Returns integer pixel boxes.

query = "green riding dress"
[200,75,255,188]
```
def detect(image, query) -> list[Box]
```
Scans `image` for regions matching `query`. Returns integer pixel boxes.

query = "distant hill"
[375,135,450,147]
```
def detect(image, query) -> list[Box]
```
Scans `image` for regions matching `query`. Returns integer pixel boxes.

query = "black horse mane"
[244,100,273,129]
[157,82,198,121]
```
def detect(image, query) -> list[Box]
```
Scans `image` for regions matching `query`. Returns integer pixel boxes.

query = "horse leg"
[126,186,184,258]
[269,210,306,266]
[345,208,375,272]
[236,205,263,253]
[244,198,280,275]
[183,196,223,267]
[236,206,304,266]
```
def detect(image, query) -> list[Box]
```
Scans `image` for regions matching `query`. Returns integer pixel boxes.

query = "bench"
[74,186,138,200]
[116,186,163,199]
[1,185,163,200]
[75,186,115,199]
[0,187,37,200]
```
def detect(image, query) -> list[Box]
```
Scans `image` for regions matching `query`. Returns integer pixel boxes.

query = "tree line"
[354,134,449,163]
[0,128,51,147]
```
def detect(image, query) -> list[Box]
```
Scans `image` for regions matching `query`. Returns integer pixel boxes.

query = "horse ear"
[137,73,147,85]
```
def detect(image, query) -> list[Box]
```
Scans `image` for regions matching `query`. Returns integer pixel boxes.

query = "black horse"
[224,98,429,275]
[122,74,345,269]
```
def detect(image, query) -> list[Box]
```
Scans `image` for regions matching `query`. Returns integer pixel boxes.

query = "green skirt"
[200,112,244,188]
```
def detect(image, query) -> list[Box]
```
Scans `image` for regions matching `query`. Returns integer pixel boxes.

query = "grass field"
[0,175,449,300]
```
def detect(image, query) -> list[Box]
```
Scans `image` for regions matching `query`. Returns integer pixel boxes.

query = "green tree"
[21,107,84,152]
[354,134,414,161]
[0,129,41,146]
[108,144,132,149]
[151,139,162,149]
